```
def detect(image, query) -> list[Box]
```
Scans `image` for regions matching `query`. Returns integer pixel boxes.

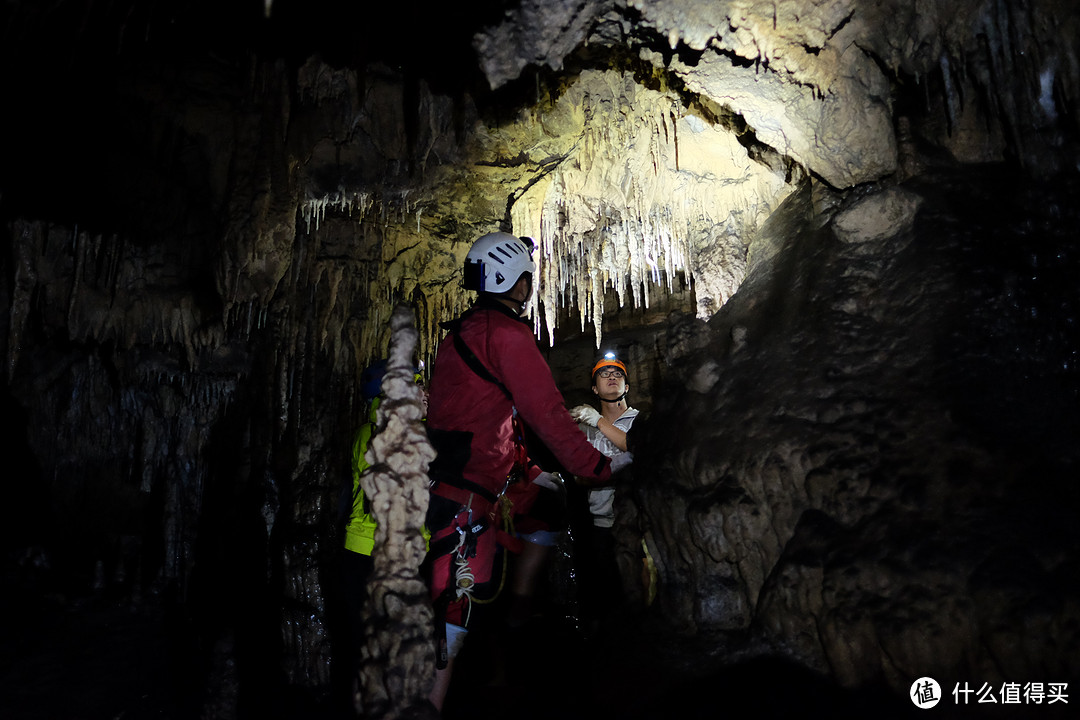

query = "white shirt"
[581,406,637,528]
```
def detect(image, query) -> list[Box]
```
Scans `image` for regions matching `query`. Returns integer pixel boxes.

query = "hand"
[609,452,633,475]
[532,471,563,491]
[569,404,601,427]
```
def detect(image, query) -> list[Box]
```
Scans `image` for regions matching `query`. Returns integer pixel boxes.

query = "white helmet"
[463,232,536,294]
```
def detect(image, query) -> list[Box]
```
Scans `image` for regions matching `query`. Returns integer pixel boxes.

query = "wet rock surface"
[635,167,1080,701]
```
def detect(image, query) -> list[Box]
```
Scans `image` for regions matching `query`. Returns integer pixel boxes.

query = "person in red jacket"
[424,231,631,710]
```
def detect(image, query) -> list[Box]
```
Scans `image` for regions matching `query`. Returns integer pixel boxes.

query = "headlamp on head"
[591,352,627,381]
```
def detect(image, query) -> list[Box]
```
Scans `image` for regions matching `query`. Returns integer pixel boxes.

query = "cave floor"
[1,572,1065,720]
[0,592,182,720]
[441,599,919,720]
[0,581,915,720]
[440,584,1071,720]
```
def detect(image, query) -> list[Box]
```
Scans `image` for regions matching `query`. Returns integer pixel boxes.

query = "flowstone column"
[357,305,438,720]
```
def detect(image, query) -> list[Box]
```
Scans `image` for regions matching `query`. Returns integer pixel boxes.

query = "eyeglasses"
[597,369,624,379]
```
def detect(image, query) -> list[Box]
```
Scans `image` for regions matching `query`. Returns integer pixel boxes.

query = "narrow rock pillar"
[357,304,437,719]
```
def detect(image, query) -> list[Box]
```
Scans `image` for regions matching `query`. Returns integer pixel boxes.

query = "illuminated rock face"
[285,0,1080,356]
[1,0,1079,712]
[637,173,1080,692]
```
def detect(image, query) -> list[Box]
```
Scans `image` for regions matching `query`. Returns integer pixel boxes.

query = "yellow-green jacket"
[344,398,380,556]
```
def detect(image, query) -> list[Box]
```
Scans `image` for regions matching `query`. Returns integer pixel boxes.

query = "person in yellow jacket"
[344,392,382,558]
[341,359,429,695]
[345,361,430,557]
[340,360,387,698]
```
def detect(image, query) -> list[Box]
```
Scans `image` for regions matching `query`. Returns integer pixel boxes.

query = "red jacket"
[426,296,612,503]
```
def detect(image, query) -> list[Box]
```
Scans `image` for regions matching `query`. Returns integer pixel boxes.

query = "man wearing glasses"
[569,353,639,632]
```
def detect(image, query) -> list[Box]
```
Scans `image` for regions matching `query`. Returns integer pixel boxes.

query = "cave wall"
[637,173,1080,692]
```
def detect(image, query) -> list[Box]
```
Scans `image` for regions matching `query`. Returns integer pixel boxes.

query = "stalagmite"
[357,305,438,720]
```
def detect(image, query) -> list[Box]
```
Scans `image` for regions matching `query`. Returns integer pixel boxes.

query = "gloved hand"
[609,452,633,475]
[569,404,601,427]
[532,471,564,491]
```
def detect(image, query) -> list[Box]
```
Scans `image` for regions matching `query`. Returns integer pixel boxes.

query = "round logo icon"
[911,677,942,709]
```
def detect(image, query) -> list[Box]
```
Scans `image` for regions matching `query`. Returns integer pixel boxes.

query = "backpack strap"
[450,331,512,401]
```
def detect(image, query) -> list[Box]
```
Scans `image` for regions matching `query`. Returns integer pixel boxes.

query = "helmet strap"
[495,273,531,316]
[497,293,526,316]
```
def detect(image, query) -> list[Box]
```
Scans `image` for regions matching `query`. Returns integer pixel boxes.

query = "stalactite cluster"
[290,62,793,358]
[511,69,793,346]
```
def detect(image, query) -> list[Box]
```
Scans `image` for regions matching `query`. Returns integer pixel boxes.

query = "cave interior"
[2,1,1079,719]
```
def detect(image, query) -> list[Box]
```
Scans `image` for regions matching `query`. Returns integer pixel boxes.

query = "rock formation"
[637,173,1080,699]
[357,306,436,720]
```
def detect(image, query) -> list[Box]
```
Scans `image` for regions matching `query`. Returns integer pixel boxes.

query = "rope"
[451,532,477,626]
[468,495,513,605]
[451,494,515,619]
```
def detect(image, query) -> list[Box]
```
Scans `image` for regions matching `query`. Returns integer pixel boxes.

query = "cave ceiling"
[4,0,1076,367]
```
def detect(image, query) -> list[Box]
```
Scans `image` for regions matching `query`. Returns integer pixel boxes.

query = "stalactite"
[297,69,788,363]
[357,304,437,720]
[508,70,789,346]
[301,190,374,232]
